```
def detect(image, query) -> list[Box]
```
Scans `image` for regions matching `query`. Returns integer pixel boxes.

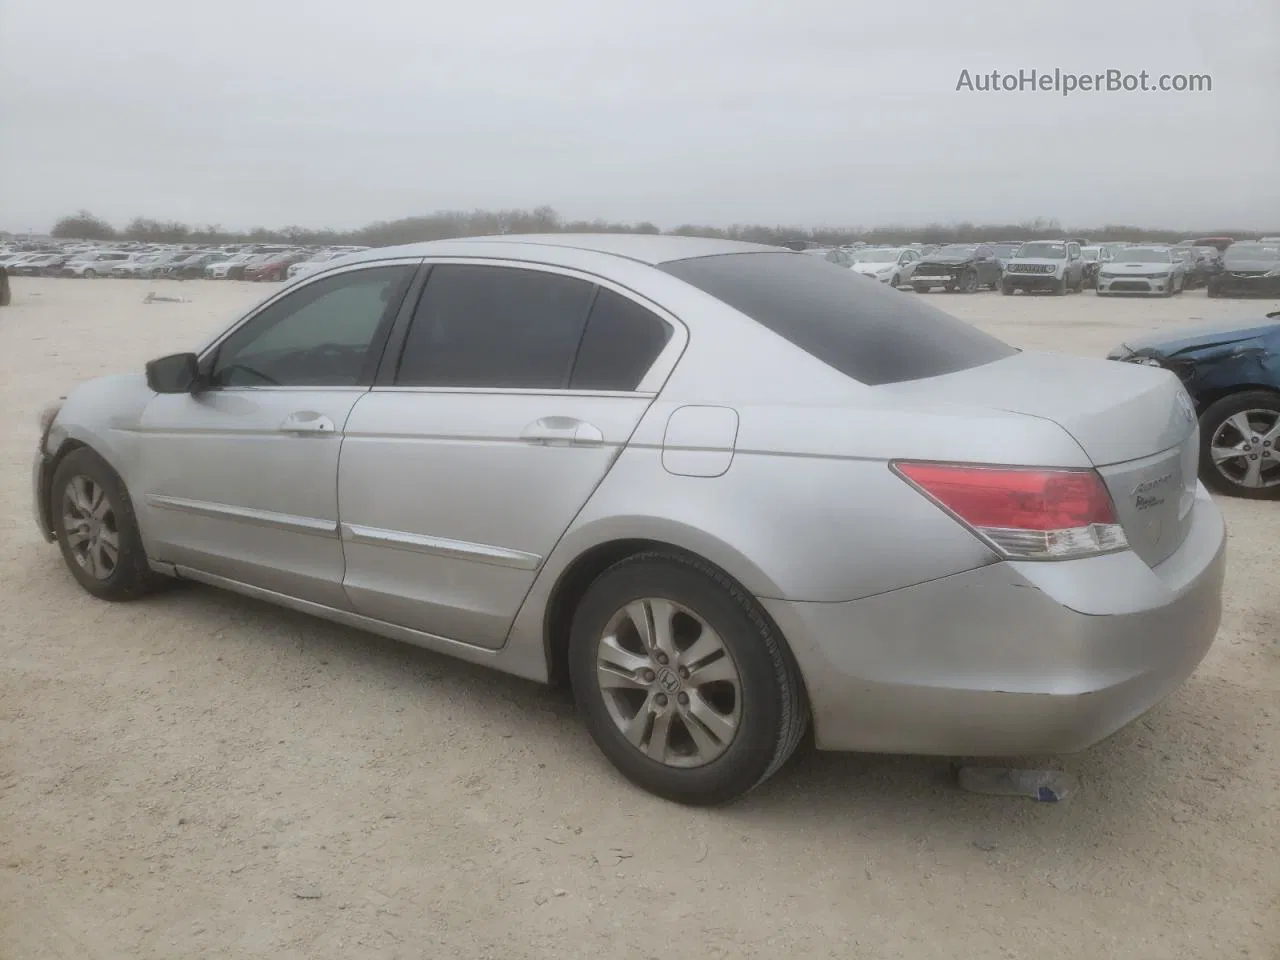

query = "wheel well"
[542,538,800,695]
[543,538,668,687]
[1195,384,1280,417]
[38,439,87,533]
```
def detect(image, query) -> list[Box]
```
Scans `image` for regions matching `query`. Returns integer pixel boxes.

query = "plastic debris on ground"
[957,766,1076,802]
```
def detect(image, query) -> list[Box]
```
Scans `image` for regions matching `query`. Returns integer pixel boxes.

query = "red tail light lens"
[892,461,1128,560]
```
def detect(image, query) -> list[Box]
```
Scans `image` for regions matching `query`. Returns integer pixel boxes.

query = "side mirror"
[146,352,200,393]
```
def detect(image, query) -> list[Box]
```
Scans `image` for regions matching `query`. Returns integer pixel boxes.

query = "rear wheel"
[568,552,808,806]
[1199,392,1280,499]
[50,448,165,599]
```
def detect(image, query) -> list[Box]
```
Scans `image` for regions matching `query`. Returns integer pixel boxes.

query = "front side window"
[395,264,596,389]
[210,265,414,388]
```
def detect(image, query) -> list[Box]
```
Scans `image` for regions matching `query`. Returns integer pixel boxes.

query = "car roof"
[337,233,780,268]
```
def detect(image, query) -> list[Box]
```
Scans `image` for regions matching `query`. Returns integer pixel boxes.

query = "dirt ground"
[1,277,1277,960]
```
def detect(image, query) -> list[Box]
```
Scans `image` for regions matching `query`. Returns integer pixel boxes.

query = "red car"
[244,251,310,282]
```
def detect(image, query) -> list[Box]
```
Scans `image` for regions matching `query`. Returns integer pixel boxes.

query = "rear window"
[659,252,1016,386]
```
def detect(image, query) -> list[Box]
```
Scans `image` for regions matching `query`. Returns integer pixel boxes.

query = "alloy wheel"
[595,597,743,767]
[1210,410,1280,490]
[61,475,120,580]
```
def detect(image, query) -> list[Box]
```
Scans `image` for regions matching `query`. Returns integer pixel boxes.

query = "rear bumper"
[765,487,1226,755]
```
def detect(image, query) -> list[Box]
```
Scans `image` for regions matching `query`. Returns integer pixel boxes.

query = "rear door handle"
[280,411,336,435]
[520,416,604,447]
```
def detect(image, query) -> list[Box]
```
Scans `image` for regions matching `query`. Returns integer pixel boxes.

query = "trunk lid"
[883,351,1199,566]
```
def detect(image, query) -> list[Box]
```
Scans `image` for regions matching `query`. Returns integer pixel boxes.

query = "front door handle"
[280,411,336,435]
[520,416,604,447]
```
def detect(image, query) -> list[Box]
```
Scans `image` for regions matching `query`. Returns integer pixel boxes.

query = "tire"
[0,268,10,307]
[956,271,977,293]
[1052,276,1067,295]
[1207,285,1221,298]
[50,448,165,600]
[1000,280,1013,295]
[83,268,97,279]
[567,551,809,806]
[890,273,900,287]
[913,284,931,294]
[1198,392,1280,500]
[1160,279,1175,298]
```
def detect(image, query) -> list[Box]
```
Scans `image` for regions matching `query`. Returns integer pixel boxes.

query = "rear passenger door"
[337,262,683,648]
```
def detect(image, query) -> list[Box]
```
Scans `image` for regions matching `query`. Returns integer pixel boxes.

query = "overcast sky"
[1,0,1277,233]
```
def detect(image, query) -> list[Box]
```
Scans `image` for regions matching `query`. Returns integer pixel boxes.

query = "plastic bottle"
[956,767,1075,802]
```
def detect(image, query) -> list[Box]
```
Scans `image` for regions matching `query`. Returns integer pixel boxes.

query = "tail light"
[892,461,1128,561]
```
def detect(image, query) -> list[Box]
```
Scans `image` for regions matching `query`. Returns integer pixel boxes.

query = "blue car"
[1108,313,1280,499]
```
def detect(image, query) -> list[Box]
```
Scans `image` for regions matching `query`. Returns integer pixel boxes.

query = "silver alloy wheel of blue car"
[1209,409,1280,490]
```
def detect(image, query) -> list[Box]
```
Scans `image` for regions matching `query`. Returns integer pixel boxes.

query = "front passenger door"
[134,261,419,607]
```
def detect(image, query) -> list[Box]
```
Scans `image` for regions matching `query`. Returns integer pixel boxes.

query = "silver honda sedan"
[33,234,1226,805]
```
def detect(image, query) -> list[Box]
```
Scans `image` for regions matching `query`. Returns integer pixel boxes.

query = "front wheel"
[1198,392,1280,499]
[1000,280,1013,295]
[50,448,165,600]
[957,271,977,293]
[83,268,97,278]
[1052,276,1067,295]
[913,284,931,294]
[890,273,900,287]
[568,552,808,806]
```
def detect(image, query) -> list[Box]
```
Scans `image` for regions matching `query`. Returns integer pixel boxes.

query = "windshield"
[1081,247,1101,260]
[936,244,977,257]
[1117,248,1173,264]
[1225,244,1280,264]
[990,244,1019,258]
[660,252,1016,386]
[853,248,901,263]
[1015,242,1066,260]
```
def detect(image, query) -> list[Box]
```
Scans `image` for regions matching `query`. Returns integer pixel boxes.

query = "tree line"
[46,208,1274,248]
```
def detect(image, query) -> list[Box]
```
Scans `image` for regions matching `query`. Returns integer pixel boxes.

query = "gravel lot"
[2,277,1277,960]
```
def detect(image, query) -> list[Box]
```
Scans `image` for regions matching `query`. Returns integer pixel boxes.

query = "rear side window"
[660,252,1016,386]
[396,265,595,388]
[570,288,673,391]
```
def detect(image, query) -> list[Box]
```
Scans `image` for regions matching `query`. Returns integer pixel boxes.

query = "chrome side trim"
[144,494,339,537]
[340,522,541,570]
[167,566,547,680]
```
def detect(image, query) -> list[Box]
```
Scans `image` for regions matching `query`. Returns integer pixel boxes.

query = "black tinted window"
[212,265,414,387]
[396,265,595,389]
[570,288,673,391]
[660,252,1015,386]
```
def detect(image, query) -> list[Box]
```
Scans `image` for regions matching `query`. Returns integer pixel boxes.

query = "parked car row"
[0,242,370,282]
